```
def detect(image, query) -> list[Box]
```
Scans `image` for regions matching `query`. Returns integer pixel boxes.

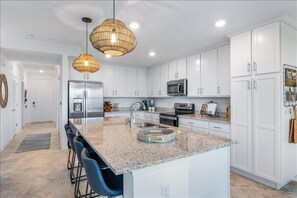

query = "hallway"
[0,123,296,198]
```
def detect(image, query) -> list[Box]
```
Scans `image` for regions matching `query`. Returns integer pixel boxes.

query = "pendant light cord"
[113,0,115,23]
[86,21,88,54]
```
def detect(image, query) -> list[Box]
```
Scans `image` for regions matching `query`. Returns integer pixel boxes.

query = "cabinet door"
[231,77,252,173]
[126,67,137,97]
[102,65,114,97]
[201,49,218,96]
[252,22,280,74]
[187,54,201,97]
[153,66,161,97]
[160,64,169,97]
[114,66,126,97]
[230,31,252,77]
[253,74,279,182]
[218,45,230,96]
[136,68,147,97]
[147,67,154,97]
[177,58,187,79]
[168,61,177,80]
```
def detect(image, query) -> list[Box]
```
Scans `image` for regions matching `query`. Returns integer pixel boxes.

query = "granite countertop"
[105,108,172,115]
[178,114,231,124]
[69,117,232,175]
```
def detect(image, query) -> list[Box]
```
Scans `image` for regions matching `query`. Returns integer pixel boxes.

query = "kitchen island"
[69,117,232,198]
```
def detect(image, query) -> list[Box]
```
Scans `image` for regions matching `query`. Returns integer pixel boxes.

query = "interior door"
[231,77,252,173]
[187,54,201,97]
[30,77,53,122]
[253,74,279,181]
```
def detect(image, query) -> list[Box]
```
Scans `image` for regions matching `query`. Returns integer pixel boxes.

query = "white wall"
[0,54,26,151]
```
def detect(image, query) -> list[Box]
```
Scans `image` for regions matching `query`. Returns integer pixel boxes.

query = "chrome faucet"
[127,101,146,128]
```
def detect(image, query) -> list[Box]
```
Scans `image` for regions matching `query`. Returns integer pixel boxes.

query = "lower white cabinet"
[144,112,159,121]
[231,73,280,182]
[179,117,230,137]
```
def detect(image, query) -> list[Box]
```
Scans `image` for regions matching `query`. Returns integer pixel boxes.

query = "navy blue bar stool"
[73,136,108,197]
[64,124,72,170]
[81,148,123,198]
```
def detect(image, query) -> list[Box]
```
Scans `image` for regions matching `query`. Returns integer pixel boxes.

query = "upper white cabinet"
[70,64,103,82]
[102,65,126,97]
[153,66,161,97]
[252,22,280,74]
[102,65,115,97]
[126,68,147,97]
[218,45,231,96]
[201,49,218,96]
[147,67,154,97]
[231,22,280,77]
[126,67,137,97]
[136,68,147,97]
[168,58,187,80]
[160,64,169,97]
[187,54,201,97]
[230,31,252,77]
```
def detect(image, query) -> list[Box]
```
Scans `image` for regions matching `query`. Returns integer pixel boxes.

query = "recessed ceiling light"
[215,20,226,28]
[40,70,44,73]
[105,54,111,58]
[129,22,140,30]
[26,34,34,39]
[149,51,156,57]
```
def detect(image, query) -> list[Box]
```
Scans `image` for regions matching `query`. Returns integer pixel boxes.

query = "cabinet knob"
[253,79,257,89]
[253,61,257,72]
[218,86,221,94]
[247,62,251,73]
[247,81,251,90]
[200,88,203,95]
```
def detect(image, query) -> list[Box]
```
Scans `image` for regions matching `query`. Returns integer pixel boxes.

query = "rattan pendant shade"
[72,17,100,74]
[90,19,137,56]
[72,54,100,73]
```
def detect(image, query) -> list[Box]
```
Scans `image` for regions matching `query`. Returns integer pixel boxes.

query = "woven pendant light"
[73,17,100,74]
[90,0,137,56]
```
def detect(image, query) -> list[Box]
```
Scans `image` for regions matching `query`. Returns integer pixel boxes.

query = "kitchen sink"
[136,122,168,129]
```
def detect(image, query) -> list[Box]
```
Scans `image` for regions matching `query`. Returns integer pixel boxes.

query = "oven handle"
[160,115,178,120]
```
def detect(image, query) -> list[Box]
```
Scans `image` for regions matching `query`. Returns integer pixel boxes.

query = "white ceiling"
[1,1,297,67]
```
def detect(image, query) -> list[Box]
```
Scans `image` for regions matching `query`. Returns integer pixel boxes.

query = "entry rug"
[16,133,51,153]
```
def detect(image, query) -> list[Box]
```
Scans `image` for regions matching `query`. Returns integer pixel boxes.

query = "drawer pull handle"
[188,122,194,124]
[213,126,222,129]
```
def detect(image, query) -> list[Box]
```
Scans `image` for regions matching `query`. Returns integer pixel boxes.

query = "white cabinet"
[160,64,169,97]
[136,68,147,97]
[102,65,126,97]
[231,77,252,173]
[230,31,252,77]
[126,68,147,97]
[231,22,280,77]
[253,73,279,181]
[187,54,201,97]
[147,67,154,97]
[102,65,115,97]
[70,63,103,82]
[252,22,280,74]
[153,66,161,97]
[201,49,218,96]
[218,45,230,96]
[126,67,137,97]
[168,58,187,80]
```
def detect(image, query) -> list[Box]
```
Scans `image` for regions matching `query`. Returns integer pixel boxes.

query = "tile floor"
[0,122,297,198]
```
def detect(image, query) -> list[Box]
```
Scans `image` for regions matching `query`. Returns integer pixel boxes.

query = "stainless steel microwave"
[167,79,187,96]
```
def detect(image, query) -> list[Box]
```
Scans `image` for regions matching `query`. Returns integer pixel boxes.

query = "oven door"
[159,115,178,127]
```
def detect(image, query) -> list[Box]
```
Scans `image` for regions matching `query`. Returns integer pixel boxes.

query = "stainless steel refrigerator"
[68,80,104,119]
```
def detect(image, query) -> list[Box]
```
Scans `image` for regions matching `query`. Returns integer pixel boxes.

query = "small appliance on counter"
[160,103,195,127]
[142,99,155,110]
[200,101,218,117]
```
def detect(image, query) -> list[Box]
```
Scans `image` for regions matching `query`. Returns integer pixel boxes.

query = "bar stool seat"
[81,148,123,198]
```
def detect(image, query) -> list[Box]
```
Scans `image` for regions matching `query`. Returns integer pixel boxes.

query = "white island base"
[124,146,230,198]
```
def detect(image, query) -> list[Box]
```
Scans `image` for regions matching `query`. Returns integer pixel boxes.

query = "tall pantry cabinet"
[230,21,297,188]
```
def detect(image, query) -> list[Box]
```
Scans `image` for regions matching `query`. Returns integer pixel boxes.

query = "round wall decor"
[0,73,8,108]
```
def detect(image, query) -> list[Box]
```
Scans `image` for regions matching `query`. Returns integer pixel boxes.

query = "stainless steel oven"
[159,114,178,127]
[167,79,187,96]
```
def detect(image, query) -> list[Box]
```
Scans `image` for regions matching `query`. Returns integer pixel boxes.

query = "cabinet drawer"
[209,122,230,133]
[179,124,192,130]
[144,113,159,120]
[133,112,144,118]
[179,118,209,129]
[209,130,230,138]
[191,127,209,134]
